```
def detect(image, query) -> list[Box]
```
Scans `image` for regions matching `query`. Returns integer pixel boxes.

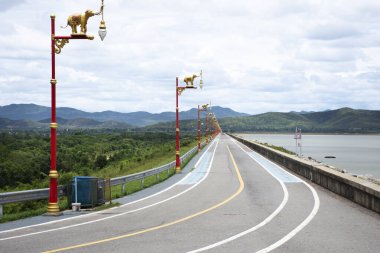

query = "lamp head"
[98,20,107,41]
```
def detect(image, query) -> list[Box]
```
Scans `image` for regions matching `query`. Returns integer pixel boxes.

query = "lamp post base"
[45,202,62,216]
[175,166,181,174]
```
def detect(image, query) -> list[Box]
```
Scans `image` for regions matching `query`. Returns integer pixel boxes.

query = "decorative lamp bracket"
[177,87,186,96]
[54,39,69,54]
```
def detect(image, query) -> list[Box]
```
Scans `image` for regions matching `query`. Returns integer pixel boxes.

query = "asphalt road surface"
[0,134,379,253]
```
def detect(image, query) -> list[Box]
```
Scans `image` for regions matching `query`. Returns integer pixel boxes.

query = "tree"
[94,155,107,169]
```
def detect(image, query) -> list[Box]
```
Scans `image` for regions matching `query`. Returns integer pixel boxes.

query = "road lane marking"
[187,140,289,253]
[41,144,244,253]
[232,137,320,252]
[246,152,301,183]
[179,150,212,185]
[230,138,302,183]
[0,139,220,241]
[256,180,320,253]
[188,137,319,252]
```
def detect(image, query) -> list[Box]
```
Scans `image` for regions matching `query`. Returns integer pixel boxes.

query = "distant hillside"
[0,104,248,127]
[220,108,380,133]
[2,105,378,133]
[140,119,198,133]
[141,108,380,133]
[0,117,132,130]
[301,107,380,130]
[0,118,43,130]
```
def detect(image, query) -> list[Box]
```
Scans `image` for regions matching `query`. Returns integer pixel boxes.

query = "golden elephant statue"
[183,74,198,87]
[61,6,103,35]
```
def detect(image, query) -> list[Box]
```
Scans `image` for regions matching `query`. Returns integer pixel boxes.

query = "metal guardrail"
[111,145,200,194]
[0,186,66,206]
[0,142,204,212]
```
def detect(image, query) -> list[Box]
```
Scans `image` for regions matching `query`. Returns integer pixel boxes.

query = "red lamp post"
[47,2,106,215]
[212,117,217,138]
[212,115,217,138]
[197,104,209,153]
[175,71,203,173]
[198,105,200,150]
[205,113,208,144]
[205,112,221,142]
[210,113,222,138]
[205,112,212,144]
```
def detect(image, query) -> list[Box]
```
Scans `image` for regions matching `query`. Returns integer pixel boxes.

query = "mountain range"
[1,104,379,133]
[143,107,380,133]
[0,104,248,129]
[219,107,380,133]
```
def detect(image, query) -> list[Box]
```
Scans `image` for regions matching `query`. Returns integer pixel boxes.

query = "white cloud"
[0,0,379,114]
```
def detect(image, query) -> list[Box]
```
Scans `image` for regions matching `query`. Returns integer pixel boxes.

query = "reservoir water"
[238,133,380,179]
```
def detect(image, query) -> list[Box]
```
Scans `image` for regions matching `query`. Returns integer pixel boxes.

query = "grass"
[0,197,68,224]
[111,141,201,199]
[0,206,46,223]
[259,142,296,155]
[92,139,200,179]
[0,200,121,224]
[111,167,176,199]
[90,202,121,211]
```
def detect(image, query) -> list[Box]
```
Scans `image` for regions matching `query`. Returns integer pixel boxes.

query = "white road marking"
[234,138,320,252]
[0,138,220,241]
[179,151,212,185]
[187,136,319,253]
[188,178,288,253]
[256,180,320,253]
[246,151,301,183]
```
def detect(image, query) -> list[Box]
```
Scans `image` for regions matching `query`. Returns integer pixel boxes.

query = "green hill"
[220,108,380,133]
[142,108,380,133]
[302,108,380,131]
[0,104,248,127]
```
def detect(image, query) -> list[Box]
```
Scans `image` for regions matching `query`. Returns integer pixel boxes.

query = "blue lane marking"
[179,151,212,185]
[247,151,301,183]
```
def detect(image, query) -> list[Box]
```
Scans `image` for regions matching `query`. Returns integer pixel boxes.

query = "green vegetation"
[0,197,121,223]
[0,197,68,223]
[140,108,380,133]
[111,145,198,199]
[258,142,295,155]
[0,130,200,222]
[220,108,380,133]
[0,131,197,191]
[91,202,121,212]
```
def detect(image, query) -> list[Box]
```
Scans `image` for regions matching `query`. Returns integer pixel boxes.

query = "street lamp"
[210,113,222,138]
[98,0,107,41]
[47,0,106,216]
[197,103,209,153]
[176,70,204,173]
[211,115,218,138]
[205,112,213,144]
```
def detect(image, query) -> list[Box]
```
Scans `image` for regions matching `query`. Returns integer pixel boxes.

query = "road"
[0,134,379,252]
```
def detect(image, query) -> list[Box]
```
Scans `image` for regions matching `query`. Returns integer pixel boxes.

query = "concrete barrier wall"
[229,134,380,214]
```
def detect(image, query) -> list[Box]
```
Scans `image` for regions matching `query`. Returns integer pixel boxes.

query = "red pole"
[198,105,201,152]
[175,77,181,173]
[47,15,60,215]
[205,114,208,144]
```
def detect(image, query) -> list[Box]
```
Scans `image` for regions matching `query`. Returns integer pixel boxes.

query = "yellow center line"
[43,145,244,253]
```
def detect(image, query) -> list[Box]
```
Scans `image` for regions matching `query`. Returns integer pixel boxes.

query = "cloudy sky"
[1,0,379,114]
